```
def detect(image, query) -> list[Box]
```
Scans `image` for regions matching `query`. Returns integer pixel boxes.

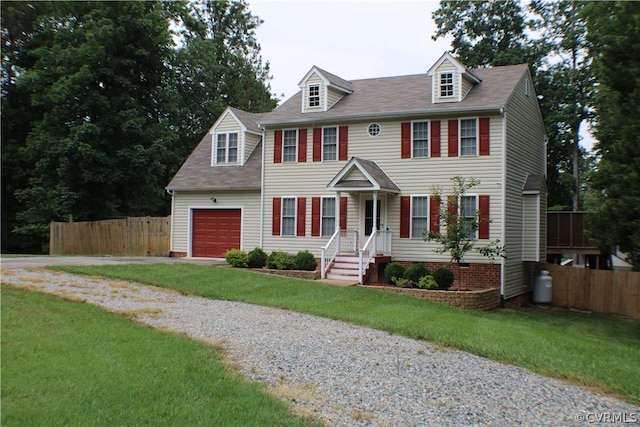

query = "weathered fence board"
[543,263,640,319]
[49,217,170,257]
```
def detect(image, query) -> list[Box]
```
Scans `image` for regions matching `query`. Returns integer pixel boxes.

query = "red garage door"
[192,209,241,258]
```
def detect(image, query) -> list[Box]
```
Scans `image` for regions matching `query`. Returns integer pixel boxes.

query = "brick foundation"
[391,261,501,290]
[170,251,187,258]
[368,286,500,311]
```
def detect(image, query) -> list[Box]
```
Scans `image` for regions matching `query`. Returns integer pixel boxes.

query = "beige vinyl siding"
[170,190,261,255]
[262,114,504,261]
[326,87,344,109]
[461,77,474,99]
[522,194,540,261]
[244,132,261,164]
[503,71,547,298]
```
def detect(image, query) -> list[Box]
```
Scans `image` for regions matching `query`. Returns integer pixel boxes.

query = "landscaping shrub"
[417,275,438,290]
[224,249,248,268]
[266,251,294,270]
[432,266,455,289]
[404,263,430,283]
[247,247,268,268]
[384,262,406,283]
[392,277,415,288]
[292,250,317,271]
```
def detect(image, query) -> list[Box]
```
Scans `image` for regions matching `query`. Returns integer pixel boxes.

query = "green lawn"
[1,286,320,427]
[53,263,640,405]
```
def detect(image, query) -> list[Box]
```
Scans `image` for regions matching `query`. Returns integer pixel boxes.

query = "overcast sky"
[248,0,594,150]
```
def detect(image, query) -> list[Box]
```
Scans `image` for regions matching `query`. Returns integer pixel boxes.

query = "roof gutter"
[258,105,505,127]
[165,186,262,192]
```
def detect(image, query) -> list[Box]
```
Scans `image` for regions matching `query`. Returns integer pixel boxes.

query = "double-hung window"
[460,118,477,156]
[321,197,336,237]
[281,197,296,236]
[460,195,477,239]
[411,196,429,238]
[323,127,337,161]
[440,72,454,97]
[216,132,238,164]
[283,129,297,163]
[412,122,429,158]
[309,84,320,107]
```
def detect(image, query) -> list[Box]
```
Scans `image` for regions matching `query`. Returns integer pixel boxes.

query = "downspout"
[500,108,507,303]
[259,128,266,248]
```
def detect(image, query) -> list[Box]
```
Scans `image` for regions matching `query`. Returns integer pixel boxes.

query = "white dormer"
[298,66,354,113]
[427,52,482,104]
[209,107,262,167]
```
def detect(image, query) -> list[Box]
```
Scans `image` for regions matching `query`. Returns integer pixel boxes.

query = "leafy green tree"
[1,0,276,252]
[530,0,594,211]
[583,1,640,270]
[425,177,505,290]
[432,0,594,211]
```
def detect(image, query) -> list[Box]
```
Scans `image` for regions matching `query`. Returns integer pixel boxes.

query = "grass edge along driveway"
[33,264,640,404]
[1,285,322,427]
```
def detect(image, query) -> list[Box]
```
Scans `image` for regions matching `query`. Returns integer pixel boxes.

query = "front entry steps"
[326,253,366,283]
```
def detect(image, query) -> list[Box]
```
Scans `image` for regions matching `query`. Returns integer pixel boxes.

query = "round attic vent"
[368,123,381,137]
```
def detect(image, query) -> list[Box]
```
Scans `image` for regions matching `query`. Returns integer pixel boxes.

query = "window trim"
[308,84,320,107]
[411,120,430,158]
[320,196,336,237]
[282,128,298,163]
[459,194,478,240]
[213,132,240,165]
[410,195,430,239]
[459,117,478,157]
[440,72,454,97]
[280,196,297,236]
[322,126,337,161]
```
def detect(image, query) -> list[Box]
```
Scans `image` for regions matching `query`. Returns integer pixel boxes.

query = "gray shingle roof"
[312,66,354,92]
[166,136,262,191]
[522,174,546,194]
[228,107,264,133]
[261,64,530,126]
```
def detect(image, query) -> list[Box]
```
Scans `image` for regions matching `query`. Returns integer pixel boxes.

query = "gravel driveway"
[2,264,638,426]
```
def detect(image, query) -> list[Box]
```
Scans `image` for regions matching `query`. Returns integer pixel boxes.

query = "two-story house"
[167,52,547,301]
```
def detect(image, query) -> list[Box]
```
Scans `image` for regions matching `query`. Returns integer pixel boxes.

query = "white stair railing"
[358,230,377,285]
[321,229,359,279]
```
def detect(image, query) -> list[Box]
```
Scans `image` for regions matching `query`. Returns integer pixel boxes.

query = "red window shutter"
[400,196,410,238]
[479,195,490,239]
[479,117,490,155]
[311,197,321,236]
[401,122,411,158]
[274,130,282,163]
[429,196,441,234]
[298,129,307,162]
[448,119,458,157]
[339,126,348,160]
[297,197,306,236]
[272,197,281,235]
[447,196,458,232]
[313,128,322,162]
[431,120,441,157]
[340,196,347,230]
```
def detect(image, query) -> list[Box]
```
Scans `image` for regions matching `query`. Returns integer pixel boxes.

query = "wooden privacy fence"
[49,217,171,257]
[541,263,640,319]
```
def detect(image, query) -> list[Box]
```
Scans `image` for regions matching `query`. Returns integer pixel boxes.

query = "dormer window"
[308,84,320,107]
[216,132,238,164]
[440,72,454,97]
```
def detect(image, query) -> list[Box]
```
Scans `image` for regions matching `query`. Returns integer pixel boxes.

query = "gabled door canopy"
[327,157,400,193]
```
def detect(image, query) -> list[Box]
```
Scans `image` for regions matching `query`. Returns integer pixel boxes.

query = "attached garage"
[191,209,241,258]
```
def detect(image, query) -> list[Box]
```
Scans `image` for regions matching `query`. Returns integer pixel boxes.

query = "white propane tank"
[533,270,553,304]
